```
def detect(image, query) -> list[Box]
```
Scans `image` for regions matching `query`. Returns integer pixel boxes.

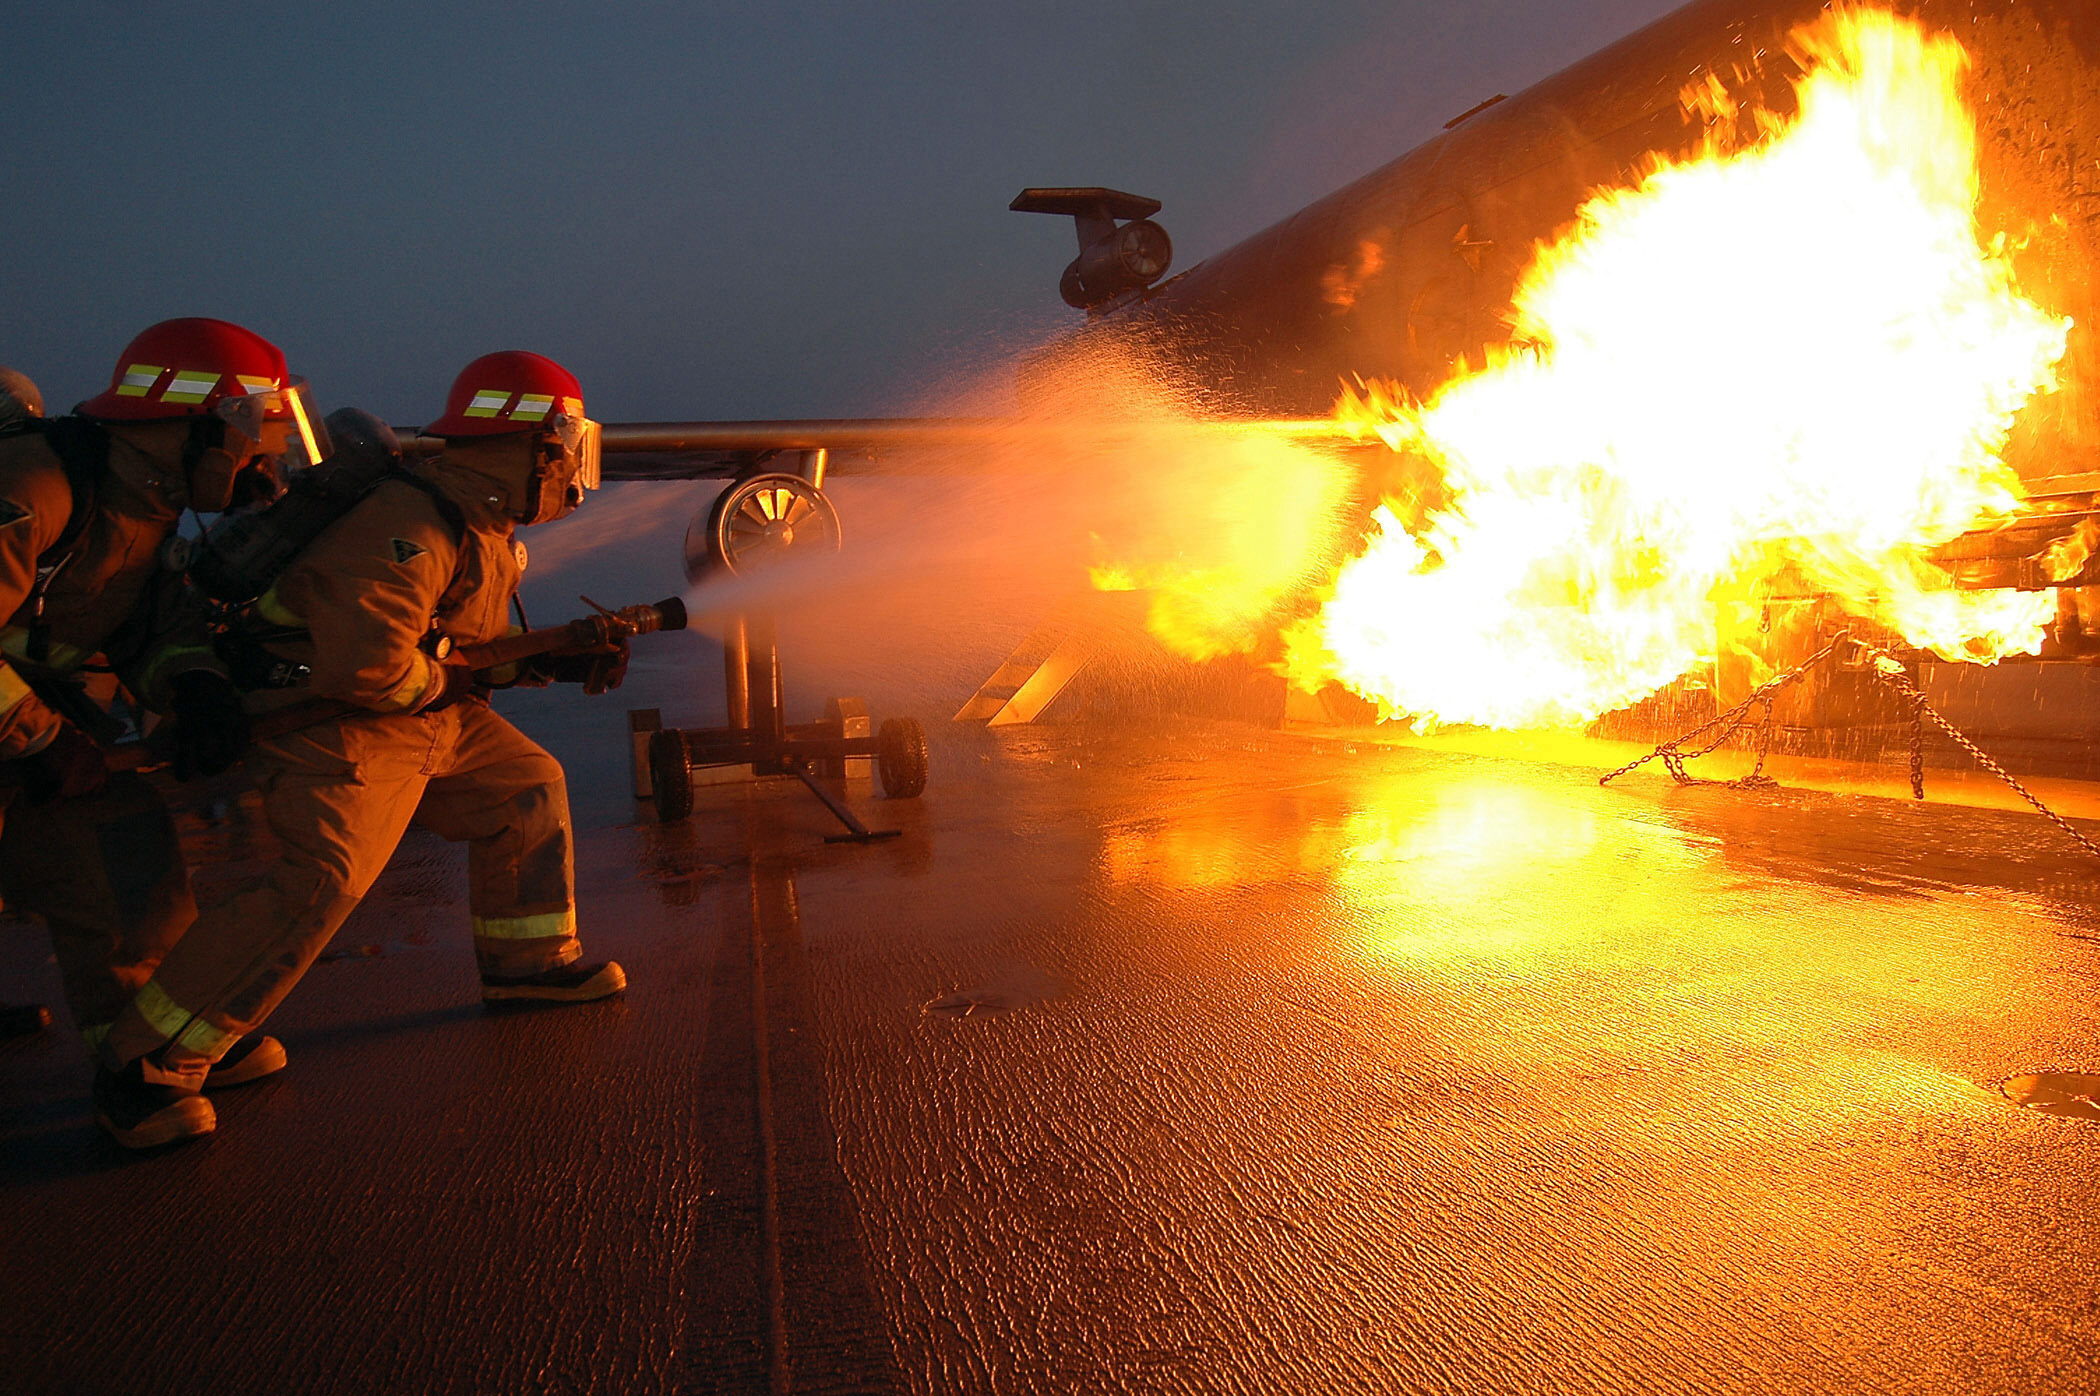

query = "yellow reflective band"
[116,364,163,396]
[136,645,220,701]
[161,371,220,404]
[174,1013,235,1058]
[560,397,583,417]
[130,979,198,1042]
[81,1023,111,1051]
[472,909,577,940]
[463,390,510,418]
[0,628,89,672]
[380,652,439,713]
[234,375,278,394]
[0,665,32,717]
[511,393,554,421]
[133,982,237,1058]
[0,629,93,675]
[253,587,304,628]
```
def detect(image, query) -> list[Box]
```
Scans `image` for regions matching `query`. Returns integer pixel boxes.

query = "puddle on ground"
[923,966,1065,1019]
[1999,1072,2100,1122]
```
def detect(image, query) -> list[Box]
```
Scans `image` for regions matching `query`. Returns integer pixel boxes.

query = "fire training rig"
[651,451,928,842]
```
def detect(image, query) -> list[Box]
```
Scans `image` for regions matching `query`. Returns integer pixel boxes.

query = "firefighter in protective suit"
[99,350,627,1149]
[0,321,322,1141]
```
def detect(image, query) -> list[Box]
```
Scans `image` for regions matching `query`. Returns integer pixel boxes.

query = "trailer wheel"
[876,718,928,799]
[649,730,694,822]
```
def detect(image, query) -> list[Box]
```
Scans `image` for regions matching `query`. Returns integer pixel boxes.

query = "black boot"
[93,1058,214,1149]
[481,960,627,1004]
[203,1035,288,1090]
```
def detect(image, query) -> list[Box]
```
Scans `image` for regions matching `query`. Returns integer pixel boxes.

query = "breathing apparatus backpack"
[188,408,465,606]
[1,416,110,637]
[190,408,469,691]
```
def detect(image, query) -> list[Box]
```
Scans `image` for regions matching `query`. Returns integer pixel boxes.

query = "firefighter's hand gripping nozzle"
[453,595,686,682]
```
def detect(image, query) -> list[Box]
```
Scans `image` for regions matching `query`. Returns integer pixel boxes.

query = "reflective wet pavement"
[6,709,2100,1394]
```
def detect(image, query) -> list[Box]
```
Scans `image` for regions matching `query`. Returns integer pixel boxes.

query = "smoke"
[519,337,1360,727]
[704,341,1357,717]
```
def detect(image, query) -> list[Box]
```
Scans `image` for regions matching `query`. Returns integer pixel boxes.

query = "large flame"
[1269,6,2071,730]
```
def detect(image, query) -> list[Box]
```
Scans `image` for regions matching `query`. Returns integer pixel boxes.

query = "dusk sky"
[3,1,1686,427]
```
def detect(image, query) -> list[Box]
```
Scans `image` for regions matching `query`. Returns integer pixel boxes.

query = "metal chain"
[1905,682,1926,801]
[1601,629,2100,866]
[1850,639,2100,864]
[1598,633,1854,789]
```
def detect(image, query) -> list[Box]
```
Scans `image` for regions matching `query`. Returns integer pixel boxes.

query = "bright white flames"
[1280,6,2070,730]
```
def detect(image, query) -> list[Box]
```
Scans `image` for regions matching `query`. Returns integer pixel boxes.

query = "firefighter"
[1,320,322,1141]
[98,350,626,1149]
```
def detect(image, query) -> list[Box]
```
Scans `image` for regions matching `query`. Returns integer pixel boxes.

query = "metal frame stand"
[650,611,907,841]
[649,452,930,840]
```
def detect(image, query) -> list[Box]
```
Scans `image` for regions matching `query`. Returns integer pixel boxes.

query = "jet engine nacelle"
[1011,187,1175,313]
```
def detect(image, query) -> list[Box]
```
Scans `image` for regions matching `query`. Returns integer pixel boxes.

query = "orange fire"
[1253,6,2069,730]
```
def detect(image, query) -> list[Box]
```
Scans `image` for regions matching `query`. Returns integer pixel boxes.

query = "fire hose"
[105,595,688,773]
[1598,631,2100,865]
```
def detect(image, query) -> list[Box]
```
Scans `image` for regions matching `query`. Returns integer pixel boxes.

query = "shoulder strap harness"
[19,417,111,659]
[218,468,476,690]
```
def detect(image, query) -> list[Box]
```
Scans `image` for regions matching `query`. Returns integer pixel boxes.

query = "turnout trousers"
[101,699,581,1085]
[0,774,195,1044]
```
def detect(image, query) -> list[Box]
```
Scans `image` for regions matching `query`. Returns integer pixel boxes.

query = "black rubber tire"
[876,717,928,800]
[649,730,694,823]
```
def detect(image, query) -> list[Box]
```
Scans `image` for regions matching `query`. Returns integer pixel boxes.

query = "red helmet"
[426,350,586,436]
[79,317,292,420]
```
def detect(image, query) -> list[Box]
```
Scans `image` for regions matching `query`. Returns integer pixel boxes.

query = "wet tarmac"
[6,703,2100,1394]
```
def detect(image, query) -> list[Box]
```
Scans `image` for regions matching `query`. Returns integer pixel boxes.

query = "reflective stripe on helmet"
[463,390,511,418]
[115,364,164,397]
[161,371,223,404]
[512,394,554,421]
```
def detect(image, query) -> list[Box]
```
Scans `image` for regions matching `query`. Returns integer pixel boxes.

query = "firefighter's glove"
[22,723,109,805]
[422,657,484,713]
[533,640,629,696]
[167,670,251,781]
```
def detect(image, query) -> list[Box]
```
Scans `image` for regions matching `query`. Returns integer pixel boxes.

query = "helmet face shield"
[552,413,602,493]
[214,377,333,469]
[520,414,602,525]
